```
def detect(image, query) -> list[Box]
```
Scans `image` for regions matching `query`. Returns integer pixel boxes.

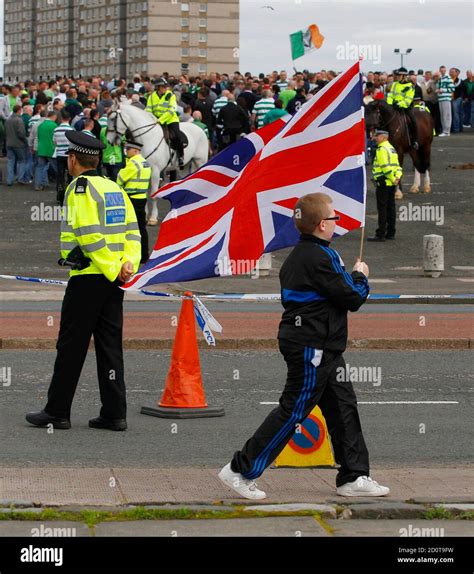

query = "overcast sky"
[239,0,473,75]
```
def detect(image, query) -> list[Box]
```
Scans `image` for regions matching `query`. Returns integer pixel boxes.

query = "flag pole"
[358,54,365,263]
[359,226,365,260]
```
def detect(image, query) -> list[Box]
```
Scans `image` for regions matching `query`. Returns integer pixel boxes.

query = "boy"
[218,192,390,499]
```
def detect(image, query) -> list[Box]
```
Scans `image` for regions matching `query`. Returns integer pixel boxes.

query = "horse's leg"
[422,169,431,193]
[410,168,420,193]
[395,152,404,200]
[422,142,432,193]
[147,170,161,226]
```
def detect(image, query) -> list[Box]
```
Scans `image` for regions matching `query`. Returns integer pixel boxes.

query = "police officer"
[368,129,403,242]
[387,67,418,149]
[146,77,184,168]
[218,192,390,500]
[26,131,141,431]
[117,140,152,264]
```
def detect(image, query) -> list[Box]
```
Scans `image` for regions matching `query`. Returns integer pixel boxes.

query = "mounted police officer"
[387,67,418,149]
[25,131,141,431]
[145,77,184,168]
[368,129,403,242]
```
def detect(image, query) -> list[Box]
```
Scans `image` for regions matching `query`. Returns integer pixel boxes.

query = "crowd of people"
[0,66,472,197]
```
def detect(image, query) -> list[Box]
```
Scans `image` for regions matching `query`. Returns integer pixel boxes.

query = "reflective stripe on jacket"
[145,90,179,124]
[60,173,141,282]
[372,140,403,186]
[387,81,415,108]
[117,154,152,199]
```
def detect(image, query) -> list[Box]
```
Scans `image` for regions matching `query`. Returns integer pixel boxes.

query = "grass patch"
[0,506,325,527]
[423,507,454,520]
[424,507,474,521]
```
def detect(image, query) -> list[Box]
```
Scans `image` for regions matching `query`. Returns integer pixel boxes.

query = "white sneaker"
[336,476,390,497]
[218,463,267,500]
[438,133,448,137]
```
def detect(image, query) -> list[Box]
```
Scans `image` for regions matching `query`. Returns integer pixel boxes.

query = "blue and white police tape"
[0,274,222,346]
[1,275,473,346]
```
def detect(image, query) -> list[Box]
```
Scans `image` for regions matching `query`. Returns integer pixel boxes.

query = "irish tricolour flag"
[290,24,325,60]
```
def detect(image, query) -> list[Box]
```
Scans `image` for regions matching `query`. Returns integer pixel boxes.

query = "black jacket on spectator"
[238,90,258,113]
[453,78,465,100]
[193,99,214,130]
[286,94,307,115]
[217,102,250,133]
[278,234,369,352]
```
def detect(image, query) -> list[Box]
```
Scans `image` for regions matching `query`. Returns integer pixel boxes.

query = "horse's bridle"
[107,108,166,160]
[370,102,402,138]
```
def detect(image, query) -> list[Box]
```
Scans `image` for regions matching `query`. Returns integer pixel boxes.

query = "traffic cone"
[141,292,225,419]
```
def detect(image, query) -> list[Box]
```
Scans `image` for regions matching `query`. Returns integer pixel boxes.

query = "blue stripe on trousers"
[243,347,318,480]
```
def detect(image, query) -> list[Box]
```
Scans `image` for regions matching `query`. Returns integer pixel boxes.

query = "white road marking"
[367,279,396,283]
[259,401,459,405]
[456,278,474,282]
[452,266,474,271]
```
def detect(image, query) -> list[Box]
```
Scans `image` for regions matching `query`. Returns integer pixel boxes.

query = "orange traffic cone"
[141,292,225,419]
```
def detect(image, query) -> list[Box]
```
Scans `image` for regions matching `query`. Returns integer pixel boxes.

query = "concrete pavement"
[0,467,473,507]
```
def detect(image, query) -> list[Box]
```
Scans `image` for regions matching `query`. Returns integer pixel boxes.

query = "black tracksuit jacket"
[277,234,370,352]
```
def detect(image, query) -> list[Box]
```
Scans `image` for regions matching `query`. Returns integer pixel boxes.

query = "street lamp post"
[394,48,412,69]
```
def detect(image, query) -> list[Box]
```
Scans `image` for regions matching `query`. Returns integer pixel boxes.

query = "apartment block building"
[2,0,239,80]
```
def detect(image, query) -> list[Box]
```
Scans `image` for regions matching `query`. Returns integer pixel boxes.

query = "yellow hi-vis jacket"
[386,80,415,109]
[60,172,142,282]
[145,90,179,124]
[117,154,152,200]
[372,140,403,186]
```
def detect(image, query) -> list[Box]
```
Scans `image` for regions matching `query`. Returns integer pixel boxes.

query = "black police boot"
[367,236,386,242]
[89,416,127,431]
[25,410,71,429]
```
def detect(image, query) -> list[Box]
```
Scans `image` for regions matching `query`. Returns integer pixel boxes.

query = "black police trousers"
[167,123,184,158]
[231,340,370,487]
[45,274,126,420]
[130,197,149,264]
[375,182,396,239]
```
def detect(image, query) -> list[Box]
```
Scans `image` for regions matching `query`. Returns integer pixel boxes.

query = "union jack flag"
[125,61,366,290]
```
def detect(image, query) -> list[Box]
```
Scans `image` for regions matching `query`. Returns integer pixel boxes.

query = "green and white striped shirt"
[212,96,229,118]
[53,123,74,158]
[437,75,455,102]
[253,97,275,128]
[98,115,108,129]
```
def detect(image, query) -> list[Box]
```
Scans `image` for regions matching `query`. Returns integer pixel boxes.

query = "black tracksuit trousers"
[231,340,370,487]
[45,274,126,420]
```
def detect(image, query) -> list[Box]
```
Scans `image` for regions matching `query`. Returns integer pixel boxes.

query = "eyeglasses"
[323,215,340,221]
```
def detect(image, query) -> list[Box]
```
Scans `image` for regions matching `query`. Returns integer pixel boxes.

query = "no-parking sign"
[274,406,335,468]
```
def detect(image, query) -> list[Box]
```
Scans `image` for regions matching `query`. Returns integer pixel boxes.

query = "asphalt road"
[0,349,472,468]
[0,132,473,285]
[1,301,473,314]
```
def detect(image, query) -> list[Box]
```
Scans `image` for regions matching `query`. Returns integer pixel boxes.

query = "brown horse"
[365,100,434,194]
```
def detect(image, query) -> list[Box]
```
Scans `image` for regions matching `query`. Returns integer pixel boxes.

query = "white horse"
[106,102,209,224]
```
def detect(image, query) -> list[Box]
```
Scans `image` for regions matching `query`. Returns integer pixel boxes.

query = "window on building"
[198,63,207,73]
[181,18,189,27]
[181,32,189,42]
[199,49,207,58]
[199,19,207,27]
[181,3,189,11]
[181,48,189,57]
[199,3,207,12]
[199,33,207,43]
